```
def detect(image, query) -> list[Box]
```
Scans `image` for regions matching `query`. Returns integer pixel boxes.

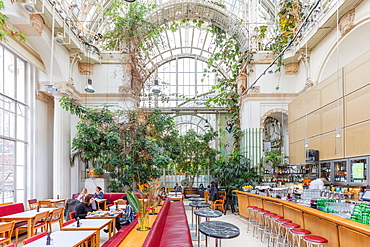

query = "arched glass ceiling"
[54,0,277,50]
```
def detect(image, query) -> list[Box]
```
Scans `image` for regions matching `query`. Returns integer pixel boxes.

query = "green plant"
[212,151,262,199]
[0,1,27,42]
[175,129,218,187]
[262,151,288,167]
[126,191,140,213]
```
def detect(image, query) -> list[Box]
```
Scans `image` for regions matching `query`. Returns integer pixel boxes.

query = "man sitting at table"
[75,194,95,219]
[173,183,182,192]
[104,195,136,232]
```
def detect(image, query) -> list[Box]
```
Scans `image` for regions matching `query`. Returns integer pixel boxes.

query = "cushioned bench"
[0,203,25,217]
[143,199,193,247]
[101,218,138,247]
[104,193,143,207]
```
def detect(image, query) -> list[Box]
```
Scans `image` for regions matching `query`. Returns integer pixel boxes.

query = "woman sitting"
[75,194,95,219]
[105,195,136,232]
[94,186,104,199]
[77,188,88,202]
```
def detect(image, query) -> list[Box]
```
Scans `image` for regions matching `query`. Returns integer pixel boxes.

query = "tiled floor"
[14,201,269,246]
[183,200,269,247]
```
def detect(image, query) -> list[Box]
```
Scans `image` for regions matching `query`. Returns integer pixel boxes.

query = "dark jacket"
[75,202,93,219]
[209,182,220,201]
[64,199,80,220]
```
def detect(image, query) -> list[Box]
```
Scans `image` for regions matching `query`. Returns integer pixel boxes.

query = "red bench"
[0,203,25,217]
[101,218,138,247]
[143,199,192,247]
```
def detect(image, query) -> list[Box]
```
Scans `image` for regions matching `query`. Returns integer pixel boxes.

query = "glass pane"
[0,139,3,164]
[17,58,25,103]
[3,165,14,191]
[15,190,24,203]
[4,50,15,98]
[0,46,3,93]
[3,111,9,136]
[16,142,25,166]
[320,162,331,182]
[334,161,347,183]
[9,112,15,138]
[351,159,367,184]
[16,165,24,189]
[0,109,3,136]
[17,115,25,140]
[3,140,15,165]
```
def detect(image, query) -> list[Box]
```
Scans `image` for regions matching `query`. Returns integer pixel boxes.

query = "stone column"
[52,94,71,198]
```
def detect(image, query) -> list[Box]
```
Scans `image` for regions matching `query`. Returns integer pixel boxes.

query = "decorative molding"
[30,14,44,35]
[260,108,288,128]
[53,81,80,100]
[285,63,299,75]
[236,73,247,96]
[35,90,53,103]
[78,63,94,75]
[339,10,355,36]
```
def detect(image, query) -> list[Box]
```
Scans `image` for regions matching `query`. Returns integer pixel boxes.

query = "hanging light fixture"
[152,79,161,94]
[85,77,94,93]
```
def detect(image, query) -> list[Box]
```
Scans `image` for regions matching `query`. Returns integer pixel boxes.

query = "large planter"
[87,168,102,178]
[184,188,198,196]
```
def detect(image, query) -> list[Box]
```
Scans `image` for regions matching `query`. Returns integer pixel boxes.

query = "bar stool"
[290,228,311,247]
[271,219,292,247]
[303,235,328,247]
[257,210,273,240]
[266,215,284,247]
[246,206,258,232]
[254,209,270,238]
[281,222,300,247]
[261,212,278,243]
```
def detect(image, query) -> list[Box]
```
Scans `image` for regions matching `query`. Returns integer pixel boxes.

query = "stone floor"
[14,200,269,246]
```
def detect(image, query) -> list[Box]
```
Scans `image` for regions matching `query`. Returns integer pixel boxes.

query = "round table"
[189,197,206,202]
[189,202,211,236]
[186,194,201,198]
[198,221,240,247]
[194,208,223,247]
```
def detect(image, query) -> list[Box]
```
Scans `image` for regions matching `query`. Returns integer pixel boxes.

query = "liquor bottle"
[116,202,118,210]
[76,217,80,227]
[46,232,51,245]
[37,205,40,212]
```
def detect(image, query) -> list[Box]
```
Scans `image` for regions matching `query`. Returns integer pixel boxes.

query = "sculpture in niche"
[30,14,44,35]
[339,10,355,36]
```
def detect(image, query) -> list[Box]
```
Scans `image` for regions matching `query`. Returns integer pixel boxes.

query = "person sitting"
[94,186,104,199]
[75,194,95,219]
[104,195,136,232]
[77,188,88,202]
[173,183,182,192]
[198,183,206,191]
[209,181,220,202]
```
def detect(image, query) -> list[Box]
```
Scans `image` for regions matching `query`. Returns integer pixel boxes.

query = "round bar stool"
[266,215,284,247]
[253,209,270,238]
[271,219,292,247]
[281,223,300,247]
[290,228,311,247]
[246,206,258,233]
[303,235,328,247]
[261,212,277,243]
[252,208,265,237]
[257,210,272,240]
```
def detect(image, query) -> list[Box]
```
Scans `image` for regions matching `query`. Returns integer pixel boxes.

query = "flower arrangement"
[126,192,151,231]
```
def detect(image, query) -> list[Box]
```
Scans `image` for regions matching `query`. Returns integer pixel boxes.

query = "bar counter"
[235,190,370,247]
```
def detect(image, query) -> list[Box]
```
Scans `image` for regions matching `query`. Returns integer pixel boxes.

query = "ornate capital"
[285,63,299,75]
[53,81,80,100]
[30,14,44,35]
[78,63,94,75]
[339,10,355,36]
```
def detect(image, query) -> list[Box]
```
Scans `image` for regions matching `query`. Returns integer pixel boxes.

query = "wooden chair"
[14,211,49,246]
[204,190,210,203]
[0,221,15,246]
[38,200,52,208]
[47,207,64,232]
[22,231,47,245]
[0,202,13,207]
[69,211,76,220]
[62,219,76,227]
[28,199,38,210]
[211,196,226,212]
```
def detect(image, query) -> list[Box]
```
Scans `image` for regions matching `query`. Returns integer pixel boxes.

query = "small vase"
[137,215,150,231]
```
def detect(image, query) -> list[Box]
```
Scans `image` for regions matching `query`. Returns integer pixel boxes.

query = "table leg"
[197,215,200,247]
[96,230,100,247]
[27,218,32,238]
[112,218,116,234]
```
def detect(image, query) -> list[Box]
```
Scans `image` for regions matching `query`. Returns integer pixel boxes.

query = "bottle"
[46,232,51,245]
[116,202,118,210]
[76,217,80,227]
[37,205,40,212]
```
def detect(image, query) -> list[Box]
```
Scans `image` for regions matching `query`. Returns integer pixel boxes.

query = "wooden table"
[0,208,56,239]
[168,195,183,201]
[61,218,112,247]
[45,198,66,207]
[86,211,122,234]
[22,230,96,247]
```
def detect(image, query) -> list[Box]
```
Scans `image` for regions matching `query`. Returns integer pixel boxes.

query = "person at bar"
[309,176,328,190]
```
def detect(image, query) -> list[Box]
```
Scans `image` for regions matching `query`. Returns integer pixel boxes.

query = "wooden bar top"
[118,215,157,247]
[234,190,370,236]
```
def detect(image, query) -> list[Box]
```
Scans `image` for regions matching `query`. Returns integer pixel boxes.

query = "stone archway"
[260,108,288,128]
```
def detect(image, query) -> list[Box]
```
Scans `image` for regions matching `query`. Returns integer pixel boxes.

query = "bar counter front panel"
[235,191,370,247]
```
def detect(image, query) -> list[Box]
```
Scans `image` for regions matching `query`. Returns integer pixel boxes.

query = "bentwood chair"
[22,232,47,245]
[14,211,49,246]
[0,221,15,247]
[69,211,76,220]
[28,199,38,210]
[47,207,64,232]
[211,196,226,212]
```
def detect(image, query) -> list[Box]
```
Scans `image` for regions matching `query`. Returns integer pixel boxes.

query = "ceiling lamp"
[124,0,136,2]
[85,77,95,93]
[54,32,64,44]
